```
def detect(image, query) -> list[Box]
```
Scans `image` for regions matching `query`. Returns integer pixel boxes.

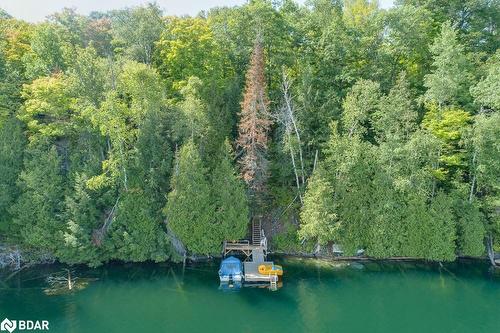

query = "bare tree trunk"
[486,235,496,267]
[279,72,306,202]
[119,140,128,191]
[281,73,305,184]
[313,149,319,173]
[286,131,303,204]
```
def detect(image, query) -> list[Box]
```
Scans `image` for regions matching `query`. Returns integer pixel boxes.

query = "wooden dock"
[222,225,280,289]
[243,261,278,282]
[222,225,268,260]
[222,240,267,259]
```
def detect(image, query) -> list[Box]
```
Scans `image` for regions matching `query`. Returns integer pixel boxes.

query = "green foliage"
[22,23,71,79]
[373,72,417,142]
[111,3,164,64]
[342,79,380,138]
[421,192,457,261]
[164,140,215,255]
[11,144,65,252]
[0,118,26,234]
[211,141,249,241]
[402,192,456,261]
[471,111,500,241]
[382,5,433,91]
[156,17,226,92]
[58,174,102,266]
[453,198,485,257]
[0,0,498,265]
[422,103,472,180]
[299,169,338,245]
[424,22,471,107]
[108,190,172,262]
[19,73,74,140]
[273,221,314,253]
[471,51,500,111]
[67,46,107,107]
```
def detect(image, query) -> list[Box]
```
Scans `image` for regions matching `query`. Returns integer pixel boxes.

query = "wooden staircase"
[252,219,261,246]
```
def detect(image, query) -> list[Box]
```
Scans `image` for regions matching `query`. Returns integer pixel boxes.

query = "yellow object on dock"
[258,264,283,276]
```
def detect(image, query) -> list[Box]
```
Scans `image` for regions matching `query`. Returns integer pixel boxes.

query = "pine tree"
[164,140,215,254]
[236,38,272,192]
[211,140,249,241]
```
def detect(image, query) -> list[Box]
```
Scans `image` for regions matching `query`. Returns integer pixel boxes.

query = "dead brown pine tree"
[236,39,272,193]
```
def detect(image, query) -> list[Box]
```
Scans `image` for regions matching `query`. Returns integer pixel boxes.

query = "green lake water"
[0,258,499,333]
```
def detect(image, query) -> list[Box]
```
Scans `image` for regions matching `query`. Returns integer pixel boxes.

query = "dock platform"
[222,240,267,259]
[222,226,280,289]
[243,261,278,283]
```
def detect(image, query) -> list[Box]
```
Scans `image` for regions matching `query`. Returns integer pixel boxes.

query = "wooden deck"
[222,240,267,259]
[222,228,279,288]
[243,261,279,283]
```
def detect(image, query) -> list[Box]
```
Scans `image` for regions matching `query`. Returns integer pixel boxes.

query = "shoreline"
[1,244,497,272]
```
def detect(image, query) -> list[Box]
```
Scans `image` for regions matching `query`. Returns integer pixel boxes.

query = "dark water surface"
[0,257,499,333]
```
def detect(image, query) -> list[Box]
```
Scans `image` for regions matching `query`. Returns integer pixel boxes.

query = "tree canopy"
[0,0,498,265]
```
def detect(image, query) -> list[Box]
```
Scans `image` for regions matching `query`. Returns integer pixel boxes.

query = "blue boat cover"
[219,256,242,276]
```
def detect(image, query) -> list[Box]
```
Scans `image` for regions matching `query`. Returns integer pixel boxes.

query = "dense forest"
[0,0,498,267]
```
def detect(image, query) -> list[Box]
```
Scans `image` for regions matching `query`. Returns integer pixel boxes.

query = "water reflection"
[0,258,498,333]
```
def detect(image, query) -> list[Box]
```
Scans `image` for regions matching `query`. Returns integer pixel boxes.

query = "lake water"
[0,257,499,333]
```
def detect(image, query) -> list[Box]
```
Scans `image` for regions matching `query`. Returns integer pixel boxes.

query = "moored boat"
[218,256,243,282]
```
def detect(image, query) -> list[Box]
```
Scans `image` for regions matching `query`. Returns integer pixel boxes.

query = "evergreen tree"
[367,173,407,258]
[108,190,172,262]
[0,118,26,236]
[11,144,65,253]
[322,123,377,254]
[403,192,456,261]
[423,192,457,261]
[299,169,338,246]
[59,174,102,266]
[211,141,249,241]
[453,198,485,257]
[164,140,215,255]
[237,38,272,192]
